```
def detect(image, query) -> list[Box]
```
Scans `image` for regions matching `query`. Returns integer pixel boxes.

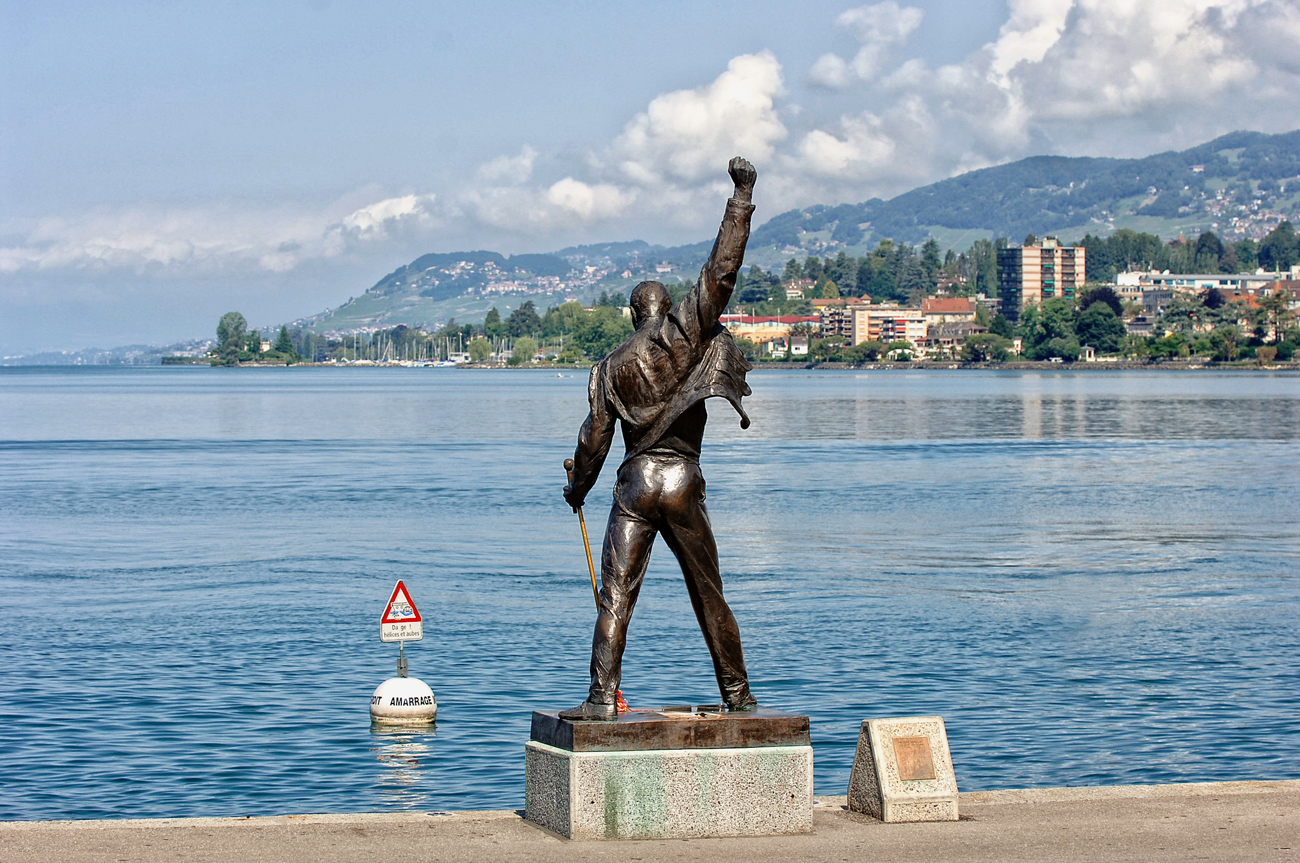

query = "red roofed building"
[922,297,977,325]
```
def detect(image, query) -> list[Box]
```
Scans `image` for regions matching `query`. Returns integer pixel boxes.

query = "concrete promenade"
[2,780,1296,863]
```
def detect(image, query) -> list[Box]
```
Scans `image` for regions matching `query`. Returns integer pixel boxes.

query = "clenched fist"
[729,156,757,201]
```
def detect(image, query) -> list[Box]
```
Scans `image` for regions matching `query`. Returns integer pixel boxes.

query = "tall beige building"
[997,238,1085,319]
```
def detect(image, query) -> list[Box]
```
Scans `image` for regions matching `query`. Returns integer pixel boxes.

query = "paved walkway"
[2,780,1296,863]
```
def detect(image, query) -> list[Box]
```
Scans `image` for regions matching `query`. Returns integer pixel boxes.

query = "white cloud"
[809,2,925,88]
[809,53,852,89]
[789,0,1300,200]
[7,0,1300,289]
[477,146,537,184]
[0,193,440,278]
[338,194,436,236]
[545,178,635,221]
[609,51,787,186]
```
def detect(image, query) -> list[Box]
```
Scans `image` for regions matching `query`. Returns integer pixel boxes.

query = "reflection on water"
[370,724,437,809]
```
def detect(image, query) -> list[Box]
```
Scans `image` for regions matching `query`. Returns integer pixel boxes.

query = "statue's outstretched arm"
[674,157,757,342]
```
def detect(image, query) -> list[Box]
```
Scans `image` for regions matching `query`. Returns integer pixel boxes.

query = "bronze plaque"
[892,736,936,781]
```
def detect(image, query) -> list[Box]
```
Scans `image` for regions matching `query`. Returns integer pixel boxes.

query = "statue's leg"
[588,478,656,706]
[658,463,755,709]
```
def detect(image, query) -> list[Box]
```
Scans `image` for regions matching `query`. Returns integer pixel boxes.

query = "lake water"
[1,366,1297,820]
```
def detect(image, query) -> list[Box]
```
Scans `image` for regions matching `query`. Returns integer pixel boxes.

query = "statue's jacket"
[569,196,755,503]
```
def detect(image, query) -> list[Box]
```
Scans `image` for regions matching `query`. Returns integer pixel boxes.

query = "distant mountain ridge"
[750,129,1300,252]
[296,129,1298,335]
[12,129,1298,361]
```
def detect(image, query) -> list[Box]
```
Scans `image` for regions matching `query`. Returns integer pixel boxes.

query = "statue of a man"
[561,157,758,721]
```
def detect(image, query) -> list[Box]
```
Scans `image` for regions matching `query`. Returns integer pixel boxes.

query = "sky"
[3,0,1299,354]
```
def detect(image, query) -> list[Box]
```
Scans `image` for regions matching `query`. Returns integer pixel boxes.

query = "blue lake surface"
[1,366,1297,820]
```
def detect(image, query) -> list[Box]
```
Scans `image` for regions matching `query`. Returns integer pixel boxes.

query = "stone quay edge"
[1,780,1296,863]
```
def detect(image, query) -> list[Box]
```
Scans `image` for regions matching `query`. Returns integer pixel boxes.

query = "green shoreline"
[166,359,1300,371]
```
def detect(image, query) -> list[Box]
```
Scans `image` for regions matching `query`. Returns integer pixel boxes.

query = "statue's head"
[629,281,672,330]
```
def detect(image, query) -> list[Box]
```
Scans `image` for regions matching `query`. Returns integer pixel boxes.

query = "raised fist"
[728,157,757,197]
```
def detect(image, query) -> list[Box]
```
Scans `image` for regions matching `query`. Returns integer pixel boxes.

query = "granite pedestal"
[524,707,813,840]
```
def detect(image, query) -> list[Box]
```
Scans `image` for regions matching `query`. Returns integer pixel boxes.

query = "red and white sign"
[380,580,423,642]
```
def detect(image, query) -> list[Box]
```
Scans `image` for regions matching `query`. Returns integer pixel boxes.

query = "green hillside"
[749,129,1300,255]
[301,129,1300,333]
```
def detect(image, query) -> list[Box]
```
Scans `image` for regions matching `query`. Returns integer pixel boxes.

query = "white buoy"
[370,675,437,724]
[372,580,436,723]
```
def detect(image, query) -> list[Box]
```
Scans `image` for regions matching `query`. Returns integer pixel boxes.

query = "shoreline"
[3,779,1296,862]
[139,359,1300,371]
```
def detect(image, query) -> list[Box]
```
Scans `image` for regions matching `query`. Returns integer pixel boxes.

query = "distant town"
[172,221,1300,369]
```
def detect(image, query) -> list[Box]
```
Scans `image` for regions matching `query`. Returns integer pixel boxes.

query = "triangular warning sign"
[381,580,422,624]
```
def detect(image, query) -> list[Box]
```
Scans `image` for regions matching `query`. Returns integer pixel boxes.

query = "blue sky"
[3,0,1299,354]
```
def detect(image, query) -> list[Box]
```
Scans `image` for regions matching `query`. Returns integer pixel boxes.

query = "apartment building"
[851,305,927,346]
[997,237,1085,319]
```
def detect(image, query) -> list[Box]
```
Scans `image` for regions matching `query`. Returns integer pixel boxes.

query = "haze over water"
[1,367,1297,820]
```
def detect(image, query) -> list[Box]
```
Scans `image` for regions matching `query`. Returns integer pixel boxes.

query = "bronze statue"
[560,157,758,721]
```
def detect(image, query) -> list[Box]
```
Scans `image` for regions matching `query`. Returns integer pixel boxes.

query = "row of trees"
[211,300,634,366]
[213,313,300,365]
[1080,222,1298,281]
[733,237,1000,313]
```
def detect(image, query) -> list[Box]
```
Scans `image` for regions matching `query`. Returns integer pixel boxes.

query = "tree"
[1258,289,1294,342]
[215,312,247,365]
[1148,333,1190,359]
[1075,303,1126,354]
[467,337,492,363]
[810,337,844,362]
[1258,221,1298,271]
[1194,231,1225,272]
[571,306,633,359]
[1078,285,1123,316]
[509,335,538,365]
[884,340,914,360]
[820,279,840,299]
[989,313,1015,338]
[845,339,884,362]
[734,337,759,361]
[961,333,1012,362]
[268,325,300,363]
[1157,296,1206,334]
[483,307,504,339]
[920,238,942,284]
[1234,239,1258,271]
[1210,326,1241,361]
[1019,297,1077,358]
[506,301,541,338]
[1037,336,1081,362]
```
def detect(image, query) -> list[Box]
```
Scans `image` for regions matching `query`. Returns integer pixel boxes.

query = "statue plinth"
[524,707,813,840]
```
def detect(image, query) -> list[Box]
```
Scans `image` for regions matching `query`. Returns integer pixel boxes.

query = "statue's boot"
[559,700,617,721]
[726,691,759,712]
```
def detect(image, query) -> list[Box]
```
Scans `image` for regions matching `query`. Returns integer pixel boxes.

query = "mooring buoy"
[371,580,436,724]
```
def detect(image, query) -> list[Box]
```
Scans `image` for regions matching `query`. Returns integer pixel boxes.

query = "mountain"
[297,129,1300,334]
[746,129,1300,259]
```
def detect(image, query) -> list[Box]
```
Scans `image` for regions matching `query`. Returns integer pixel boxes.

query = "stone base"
[847,716,958,823]
[524,740,813,839]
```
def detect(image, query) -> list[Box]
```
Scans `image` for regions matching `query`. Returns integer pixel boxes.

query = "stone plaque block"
[846,716,958,822]
[524,740,813,840]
